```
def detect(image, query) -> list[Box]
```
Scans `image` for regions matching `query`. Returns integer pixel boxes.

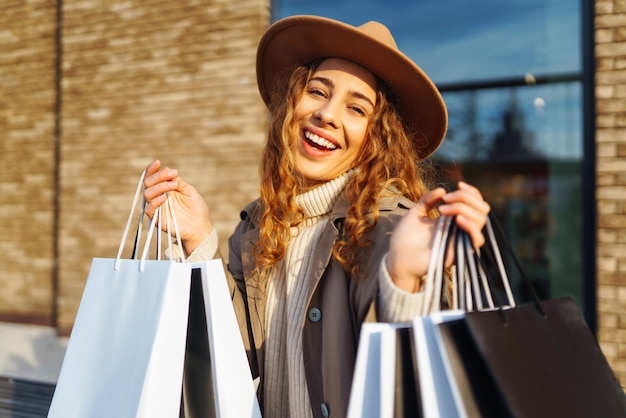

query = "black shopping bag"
[393,327,422,418]
[436,214,626,418]
[446,296,626,418]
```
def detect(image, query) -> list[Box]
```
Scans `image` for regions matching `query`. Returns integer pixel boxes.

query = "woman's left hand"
[385,181,491,292]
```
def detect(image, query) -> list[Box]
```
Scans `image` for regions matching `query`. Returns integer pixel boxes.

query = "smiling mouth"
[304,130,338,151]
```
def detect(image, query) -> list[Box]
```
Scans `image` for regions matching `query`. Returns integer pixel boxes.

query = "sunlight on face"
[292,58,377,187]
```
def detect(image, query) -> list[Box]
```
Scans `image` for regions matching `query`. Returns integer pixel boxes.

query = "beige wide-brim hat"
[256,15,448,160]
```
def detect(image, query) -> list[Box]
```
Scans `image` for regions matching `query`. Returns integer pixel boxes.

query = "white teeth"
[304,130,337,150]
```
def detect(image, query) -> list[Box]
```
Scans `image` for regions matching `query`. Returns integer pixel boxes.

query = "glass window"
[273,1,584,306]
[274,0,581,83]
[440,83,582,303]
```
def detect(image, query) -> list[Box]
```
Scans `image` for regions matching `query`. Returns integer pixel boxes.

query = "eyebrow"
[310,76,376,109]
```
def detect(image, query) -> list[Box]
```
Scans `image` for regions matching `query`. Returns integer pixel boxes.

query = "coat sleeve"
[350,198,425,324]
[226,216,261,382]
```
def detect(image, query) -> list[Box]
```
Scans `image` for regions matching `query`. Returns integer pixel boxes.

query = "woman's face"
[292,58,377,186]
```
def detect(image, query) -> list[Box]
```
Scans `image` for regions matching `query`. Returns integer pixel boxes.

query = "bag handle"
[454,217,512,311]
[421,215,450,316]
[482,213,545,315]
[422,214,519,315]
[115,170,185,271]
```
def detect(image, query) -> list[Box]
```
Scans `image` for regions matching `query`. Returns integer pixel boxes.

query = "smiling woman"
[143,15,491,418]
[273,0,588,316]
[293,58,376,186]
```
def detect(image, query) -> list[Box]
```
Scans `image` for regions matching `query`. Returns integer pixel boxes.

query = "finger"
[457,181,482,196]
[442,189,490,215]
[143,192,168,218]
[455,214,486,248]
[145,159,161,177]
[144,166,178,189]
[414,187,447,215]
[143,178,177,200]
[440,195,489,227]
[439,199,489,223]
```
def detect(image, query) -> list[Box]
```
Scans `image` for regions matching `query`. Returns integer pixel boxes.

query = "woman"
[144,15,490,418]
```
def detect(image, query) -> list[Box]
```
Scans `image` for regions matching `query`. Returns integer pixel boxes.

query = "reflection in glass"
[434,83,583,305]
[439,83,582,161]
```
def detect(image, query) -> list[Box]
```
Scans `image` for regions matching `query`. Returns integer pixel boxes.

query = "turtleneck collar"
[295,170,354,219]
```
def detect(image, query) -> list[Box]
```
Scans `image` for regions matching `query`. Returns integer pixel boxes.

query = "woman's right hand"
[143,159,212,255]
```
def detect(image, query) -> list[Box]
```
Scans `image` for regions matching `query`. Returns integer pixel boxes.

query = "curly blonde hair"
[254,59,437,281]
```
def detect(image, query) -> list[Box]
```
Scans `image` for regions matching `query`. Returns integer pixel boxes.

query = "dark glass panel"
[434,83,583,305]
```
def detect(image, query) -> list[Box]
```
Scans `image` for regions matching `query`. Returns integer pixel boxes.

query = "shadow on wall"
[0,322,68,383]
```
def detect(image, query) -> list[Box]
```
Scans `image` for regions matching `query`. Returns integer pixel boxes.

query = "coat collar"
[237,186,414,296]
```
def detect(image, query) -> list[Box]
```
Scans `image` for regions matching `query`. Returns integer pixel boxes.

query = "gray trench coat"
[225,191,414,418]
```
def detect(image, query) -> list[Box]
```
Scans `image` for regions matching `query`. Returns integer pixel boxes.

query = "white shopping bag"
[48,258,193,418]
[187,260,261,418]
[412,310,466,418]
[347,322,410,418]
[48,171,261,418]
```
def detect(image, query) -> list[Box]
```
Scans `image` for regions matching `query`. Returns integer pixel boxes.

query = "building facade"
[2,0,626,385]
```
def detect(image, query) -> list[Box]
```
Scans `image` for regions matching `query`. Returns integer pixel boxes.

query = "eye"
[308,88,327,98]
[349,105,366,116]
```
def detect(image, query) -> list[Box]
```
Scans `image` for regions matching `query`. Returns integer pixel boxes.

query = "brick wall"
[0,1,58,325]
[54,0,270,334]
[595,0,626,386]
[0,0,270,334]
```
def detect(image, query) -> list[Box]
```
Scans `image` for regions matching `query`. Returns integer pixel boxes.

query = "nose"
[313,100,341,129]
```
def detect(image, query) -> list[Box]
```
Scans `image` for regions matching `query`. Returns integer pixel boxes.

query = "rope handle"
[114,170,185,271]
[421,214,519,315]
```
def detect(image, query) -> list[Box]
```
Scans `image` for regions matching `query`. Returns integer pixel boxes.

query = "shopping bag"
[432,215,626,418]
[393,326,421,418]
[184,260,261,418]
[347,216,465,418]
[347,322,411,418]
[48,257,193,418]
[436,296,626,418]
[405,215,487,418]
[48,171,261,418]
[411,310,465,418]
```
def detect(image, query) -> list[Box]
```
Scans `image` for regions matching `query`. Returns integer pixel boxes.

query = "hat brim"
[256,15,447,160]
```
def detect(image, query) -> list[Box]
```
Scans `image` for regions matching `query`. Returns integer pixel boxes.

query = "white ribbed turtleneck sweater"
[263,172,351,418]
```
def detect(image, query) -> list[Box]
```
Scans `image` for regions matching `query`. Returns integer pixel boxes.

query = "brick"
[597,128,626,142]
[596,13,626,29]
[596,41,626,57]
[597,56,616,71]
[596,69,626,85]
[597,84,615,99]
[597,28,615,43]
[600,256,619,272]
[598,327,626,343]
[597,160,626,174]
[597,98,626,113]
[598,142,618,156]
[596,1,615,15]
[599,285,619,300]
[617,27,626,41]
[601,341,618,358]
